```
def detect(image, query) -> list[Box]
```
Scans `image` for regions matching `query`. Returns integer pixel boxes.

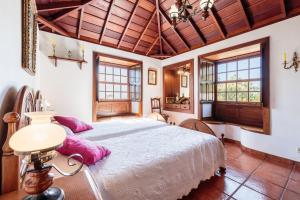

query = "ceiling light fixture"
[170,0,214,27]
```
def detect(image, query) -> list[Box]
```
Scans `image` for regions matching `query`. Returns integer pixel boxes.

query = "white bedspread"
[89,125,225,200]
[77,118,167,141]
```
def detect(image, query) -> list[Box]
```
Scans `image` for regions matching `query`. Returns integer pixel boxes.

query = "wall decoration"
[283,52,299,72]
[181,75,188,88]
[22,0,38,75]
[148,69,157,85]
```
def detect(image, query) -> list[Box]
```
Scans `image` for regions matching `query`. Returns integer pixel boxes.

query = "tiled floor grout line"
[226,155,267,200]
[279,163,296,200]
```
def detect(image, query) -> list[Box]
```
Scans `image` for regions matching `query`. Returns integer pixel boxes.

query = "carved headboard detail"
[1,86,36,194]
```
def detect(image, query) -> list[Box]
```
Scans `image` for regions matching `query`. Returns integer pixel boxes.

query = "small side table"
[0,170,101,200]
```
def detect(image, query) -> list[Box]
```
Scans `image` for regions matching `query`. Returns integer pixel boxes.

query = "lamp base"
[23,187,64,200]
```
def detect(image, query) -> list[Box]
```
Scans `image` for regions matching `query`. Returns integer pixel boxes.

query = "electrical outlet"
[297,147,300,154]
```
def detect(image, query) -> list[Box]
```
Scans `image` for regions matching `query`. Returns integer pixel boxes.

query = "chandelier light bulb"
[170,4,179,18]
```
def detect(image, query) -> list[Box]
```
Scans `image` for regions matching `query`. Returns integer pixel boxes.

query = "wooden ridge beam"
[37,15,70,36]
[77,8,84,39]
[209,8,226,39]
[161,35,177,55]
[159,7,190,50]
[133,9,156,52]
[155,0,163,54]
[146,37,159,55]
[117,1,140,48]
[40,0,92,29]
[99,0,115,44]
[37,1,81,12]
[237,0,251,30]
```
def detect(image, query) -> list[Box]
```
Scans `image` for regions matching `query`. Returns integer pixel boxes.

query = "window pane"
[106,74,113,82]
[121,92,128,99]
[249,81,261,91]
[208,84,213,93]
[121,76,128,83]
[238,70,248,80]
[106,84,113,91]
[208,74,213,82]
[114,84,120,91]
[238,59,248,70]
[130,93,135,100]
[99,65,105,73]
[201,67,207,80]
[114,67,120,75]
[218,73,226,81]
[237,92,248,102]
[217,83,226,92]
[136,93,140,101]
[106,92,113,99]
[227,92,236,101]
[250,68,261,79]
[217,93,226,101]
[99,74,105,82]
[121,68,128,76]
[227,82,236,92]
[121,85,128,92]
[99,92,105,99]
[217,63,226,73]
[113,75,120,83]
[250,57,260,68]
[227,72,237,80]
[249,92,261,102]
[227,62,237,71]
[237,82,248,91]
[99,83,105,91]
[106,66,113,74]
[113,92,120,99]
[129,77,135,84]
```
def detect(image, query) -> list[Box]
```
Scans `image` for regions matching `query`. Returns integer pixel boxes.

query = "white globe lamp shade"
[200,0,214,10]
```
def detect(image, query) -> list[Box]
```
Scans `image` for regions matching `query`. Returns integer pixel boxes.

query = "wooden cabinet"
[96,101,130,117]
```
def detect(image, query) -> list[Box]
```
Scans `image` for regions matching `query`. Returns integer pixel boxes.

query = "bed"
[1,86,225,200]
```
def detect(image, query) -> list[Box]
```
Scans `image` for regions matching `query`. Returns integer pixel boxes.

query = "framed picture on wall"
[148,69,157,85]
[181,75,188,88]
[22,0,38,76]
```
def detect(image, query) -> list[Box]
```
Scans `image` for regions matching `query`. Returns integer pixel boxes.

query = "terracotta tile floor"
[182,142,300,200]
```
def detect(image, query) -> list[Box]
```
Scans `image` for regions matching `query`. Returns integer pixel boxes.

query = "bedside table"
[0,170,101,200]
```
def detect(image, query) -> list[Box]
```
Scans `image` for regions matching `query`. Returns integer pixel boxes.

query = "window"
[129,67,141,102]
[200,61,215,102]
[216,55,261,103]
[98,64,128,100]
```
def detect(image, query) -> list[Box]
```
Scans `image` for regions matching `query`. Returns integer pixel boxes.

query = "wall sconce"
[283,52,300,72]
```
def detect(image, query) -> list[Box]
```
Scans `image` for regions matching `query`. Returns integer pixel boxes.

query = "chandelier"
[169,0,214,27]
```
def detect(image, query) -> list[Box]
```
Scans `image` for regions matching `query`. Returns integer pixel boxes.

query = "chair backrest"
[179,119,216,137]
[151,98,161,114]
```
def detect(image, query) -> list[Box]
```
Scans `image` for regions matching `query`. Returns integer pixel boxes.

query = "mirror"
[163,59,194,113]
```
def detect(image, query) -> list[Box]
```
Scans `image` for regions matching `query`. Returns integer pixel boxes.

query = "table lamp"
[9,123,83,200]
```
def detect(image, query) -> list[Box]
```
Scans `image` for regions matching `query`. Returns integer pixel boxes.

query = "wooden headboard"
[1,86,41,194]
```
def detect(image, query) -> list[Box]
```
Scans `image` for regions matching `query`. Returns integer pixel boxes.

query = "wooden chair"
[150,98,169,122]
[179,119,224,144]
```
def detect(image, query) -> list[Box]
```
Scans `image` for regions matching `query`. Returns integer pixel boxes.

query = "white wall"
[38,31,162,122]
[162,16,300,162]
[0,1,38,145]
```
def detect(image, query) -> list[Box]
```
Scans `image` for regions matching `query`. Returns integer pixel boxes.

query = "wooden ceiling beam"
[40,0,92,29]
[237,0,251,30]
[159,7,190,50]
[99,0,115,44]
[279,0,287,17]
[117,1,140,48]
[77,8,84,39]
[146,37,159,55]
[37,1,81,12]
[161,35,177,55]
[37,15,70,36]
[133,9,156,52]
[209,8,226,39]
[188,16,206,45]
[155,0,163,54]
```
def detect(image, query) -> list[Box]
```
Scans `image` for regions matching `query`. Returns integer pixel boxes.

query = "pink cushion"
[54,116,93,133]
[57,136,111,165]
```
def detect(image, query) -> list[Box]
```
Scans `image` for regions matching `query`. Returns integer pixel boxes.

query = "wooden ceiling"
[36,0,300,59]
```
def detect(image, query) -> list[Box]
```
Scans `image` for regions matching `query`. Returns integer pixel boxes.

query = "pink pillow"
[54,116,93,133]
[57,136,111,165]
